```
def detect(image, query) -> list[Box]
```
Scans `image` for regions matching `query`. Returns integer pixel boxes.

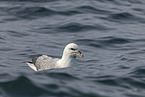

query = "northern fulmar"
[26,43,84,71]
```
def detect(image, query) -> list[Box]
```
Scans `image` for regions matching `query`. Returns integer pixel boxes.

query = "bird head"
[63,43,84,58]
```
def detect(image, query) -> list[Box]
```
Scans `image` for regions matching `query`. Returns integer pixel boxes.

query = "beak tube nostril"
[76,51,84,58]
[78,51,82,54]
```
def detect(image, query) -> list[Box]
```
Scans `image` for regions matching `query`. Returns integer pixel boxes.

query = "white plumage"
[26,43,84,71]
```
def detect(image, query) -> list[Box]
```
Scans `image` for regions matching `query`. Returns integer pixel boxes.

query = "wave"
[35,22,110,34]
[0,0,58,2]
[56,23,110,32]
[0,62,145,97]
[85,73,145,96]
[0,72,93,97]
[0,75,49,97]
[130,66,145,77]
[0,5,112,20]
[76,36,131,49]
[105,12,145,23]
[8,7,57,19]
[0,0,145,97]
[74,5,111,15]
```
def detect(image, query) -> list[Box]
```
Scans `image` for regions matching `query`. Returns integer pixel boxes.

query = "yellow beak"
[76,51,84,58]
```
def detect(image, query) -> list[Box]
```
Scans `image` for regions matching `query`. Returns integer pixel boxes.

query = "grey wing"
[35,55,60,70]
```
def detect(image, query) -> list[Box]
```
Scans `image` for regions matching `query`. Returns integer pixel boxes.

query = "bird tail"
[26,62,38,71]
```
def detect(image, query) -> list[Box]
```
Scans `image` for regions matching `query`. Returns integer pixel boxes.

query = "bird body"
[26,43,83,71]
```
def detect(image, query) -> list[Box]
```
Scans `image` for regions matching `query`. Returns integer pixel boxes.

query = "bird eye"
[70,48,76,50]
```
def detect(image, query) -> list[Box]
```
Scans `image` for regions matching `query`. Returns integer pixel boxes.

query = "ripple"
[4,5,112,19]
[76,37,131,49]
[100,36,131,44]
[120,57,136,62]
[129,66,145,77]
[0,48,15,51]
[86,74,145,93]
[7,31,29,37]
[120,77,145,89]
[132,8,144,12]
[110,13,135,20]
[74,5,111,14]
[76,39,103,48]
[37,23,110,33]
[0,0,58,2]
[0,36,4,40]
[8,7,81,19]
[44,72,80,80]
[57,23,109,32]
[106,12,145,23]
[10,7,57,19]
[126,0,142,4]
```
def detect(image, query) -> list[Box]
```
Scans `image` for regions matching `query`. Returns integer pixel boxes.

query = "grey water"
[0,0,145,97]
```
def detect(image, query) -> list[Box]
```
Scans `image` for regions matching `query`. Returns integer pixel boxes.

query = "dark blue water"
[0,0,145,97]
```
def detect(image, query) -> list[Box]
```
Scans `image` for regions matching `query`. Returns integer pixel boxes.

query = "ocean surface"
[0,0,145,97]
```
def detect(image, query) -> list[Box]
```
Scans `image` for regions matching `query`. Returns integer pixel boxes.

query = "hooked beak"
[76,51,84,58]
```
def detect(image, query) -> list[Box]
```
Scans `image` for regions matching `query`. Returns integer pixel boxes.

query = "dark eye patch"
[78,51,82,54]
[70,48,76,50]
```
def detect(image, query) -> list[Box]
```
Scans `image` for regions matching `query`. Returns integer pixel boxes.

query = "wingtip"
[26,61,37,71]
[26,61,33,64]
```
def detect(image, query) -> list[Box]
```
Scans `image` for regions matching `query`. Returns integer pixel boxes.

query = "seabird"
[26,43,84,71]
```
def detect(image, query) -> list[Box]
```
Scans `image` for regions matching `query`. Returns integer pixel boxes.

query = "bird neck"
[58,53,77,68]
